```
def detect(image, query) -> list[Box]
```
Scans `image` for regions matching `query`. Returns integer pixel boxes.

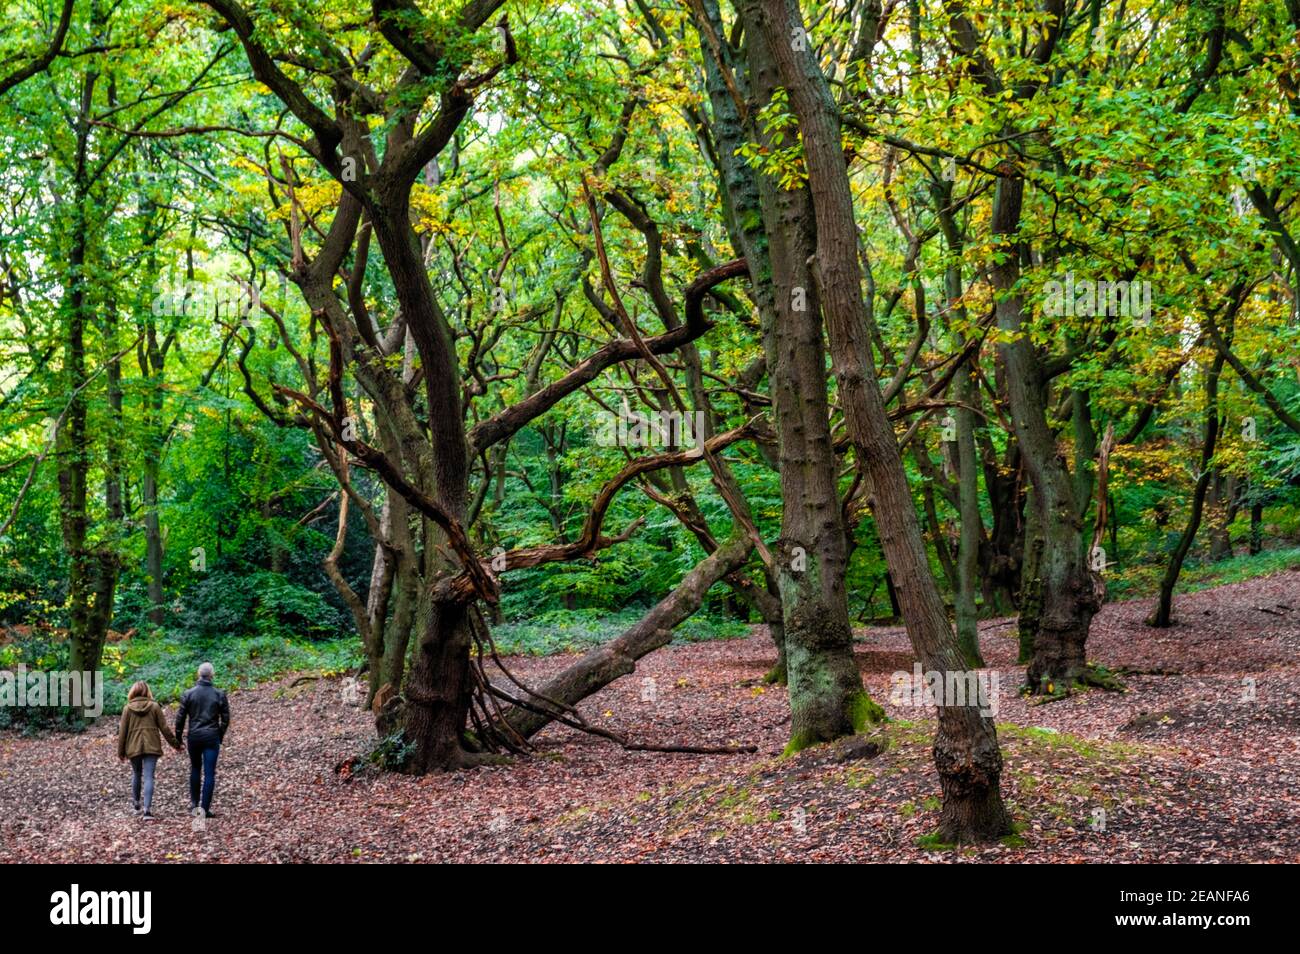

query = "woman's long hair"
[127,681,154,702]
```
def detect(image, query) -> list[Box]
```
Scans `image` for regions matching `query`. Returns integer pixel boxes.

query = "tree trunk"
[979,426,1024,614]
[1150,348,1226,627]
[953,358,986,668]
[202,2,516,772]
[884,570,902,620]
[401,597,474,772]
[934,177,985,667]
[690,0,880,750]
[989,176,1097,691]
[139,221,174,628]
[143,463,164,625]
[377,560,416,699]
[367,199,477,770]
[1017,487,1045,665]
[745,12,879,751]
[1249,498,1263,554]
[1207,470,1236,561]
[59,57,120,676]
[751,0,1009,840]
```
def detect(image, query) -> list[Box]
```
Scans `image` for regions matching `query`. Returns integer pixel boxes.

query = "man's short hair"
[198,662,215,680]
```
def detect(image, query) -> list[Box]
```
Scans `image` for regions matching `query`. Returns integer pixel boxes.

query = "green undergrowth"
[1104,545,1300,602]
[0,627,362,726]
[104,630,361,712]
[488,607,749,656]
[996,722,1148,761]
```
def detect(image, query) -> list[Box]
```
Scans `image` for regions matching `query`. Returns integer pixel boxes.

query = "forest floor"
[2,570,1297,863]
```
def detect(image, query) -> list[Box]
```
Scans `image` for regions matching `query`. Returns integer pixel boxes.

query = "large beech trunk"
[749,0,1010,840]
[364,200,478,770]
[953,359,986,669]
[402,597,475,773]
[1017,489,1045,664]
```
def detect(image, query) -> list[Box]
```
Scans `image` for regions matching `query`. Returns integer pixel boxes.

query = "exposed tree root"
[1077,663,1128,692]
[1025,663,1128,705]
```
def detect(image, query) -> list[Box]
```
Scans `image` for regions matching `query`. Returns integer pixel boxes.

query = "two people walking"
[117,662,230,819]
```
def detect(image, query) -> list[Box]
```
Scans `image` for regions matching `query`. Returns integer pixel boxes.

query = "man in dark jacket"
[175,662,230,817]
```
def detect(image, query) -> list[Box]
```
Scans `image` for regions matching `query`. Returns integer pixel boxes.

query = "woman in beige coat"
[117,681,181,819]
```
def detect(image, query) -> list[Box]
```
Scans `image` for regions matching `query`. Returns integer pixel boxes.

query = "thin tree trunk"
[61,46,119,675]
[366,199,477,770]
[979,427,1025,614]
[143,463,164,625]
[1149,348,1226,627]
[1017,487,1045,665]
[933,177,985,666]
[1249,497,1263,554]
[954,358,986,668]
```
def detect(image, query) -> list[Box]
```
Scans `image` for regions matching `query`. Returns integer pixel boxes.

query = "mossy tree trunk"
[690,0,880,748]
[749,0,1010,840]
[989,176,1098,691]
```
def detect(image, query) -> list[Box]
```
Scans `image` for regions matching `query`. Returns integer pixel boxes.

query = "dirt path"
[2,571,1297,862]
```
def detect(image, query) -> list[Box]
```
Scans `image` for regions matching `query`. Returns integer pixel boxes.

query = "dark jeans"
[187,736,220,812]
[130,754,158,813]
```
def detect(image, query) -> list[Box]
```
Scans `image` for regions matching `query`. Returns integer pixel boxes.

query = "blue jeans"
[187,738,220,812]
[130,754,158,813]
